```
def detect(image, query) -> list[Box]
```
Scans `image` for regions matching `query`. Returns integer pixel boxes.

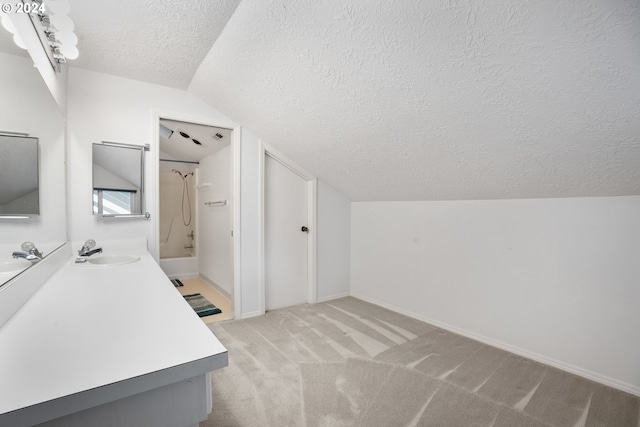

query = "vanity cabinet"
[0,242,227,427]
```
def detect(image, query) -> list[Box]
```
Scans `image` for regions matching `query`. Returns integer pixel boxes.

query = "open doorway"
[157,117,235,323]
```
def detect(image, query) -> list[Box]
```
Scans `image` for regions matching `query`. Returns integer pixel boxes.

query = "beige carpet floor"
[203,297,639,427]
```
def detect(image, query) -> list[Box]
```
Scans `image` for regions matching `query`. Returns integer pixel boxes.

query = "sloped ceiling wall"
[190,0,640,201]
[68,0,242,89]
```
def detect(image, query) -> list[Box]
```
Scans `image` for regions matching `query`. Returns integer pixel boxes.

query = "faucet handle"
[78,239,98,256]
[21,241,43,258]
[21,241,35,252]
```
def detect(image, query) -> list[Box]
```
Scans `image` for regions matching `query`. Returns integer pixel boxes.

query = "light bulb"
[43,0,70,15]
[13,33,27,49]
[21,241,35,252]
[50,14,73,32]
[1,15,16,34]
[56,30,77,46]
[60,43,78,59]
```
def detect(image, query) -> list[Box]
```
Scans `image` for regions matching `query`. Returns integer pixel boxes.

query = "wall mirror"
[0,135,39,216]
[0,39,67,288]
[92,142,149,218]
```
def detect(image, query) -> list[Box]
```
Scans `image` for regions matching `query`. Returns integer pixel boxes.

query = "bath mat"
[183,293,222,317]
[171,279,184,287]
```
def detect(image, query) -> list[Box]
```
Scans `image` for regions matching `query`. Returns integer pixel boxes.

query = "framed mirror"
[0,135,39,216]
[92,142,149,218]
[0,45,67,287]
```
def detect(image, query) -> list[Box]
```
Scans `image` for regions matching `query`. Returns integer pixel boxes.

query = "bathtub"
[159,256,199,279]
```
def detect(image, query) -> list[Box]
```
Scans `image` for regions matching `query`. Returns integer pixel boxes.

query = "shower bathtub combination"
[159,167,198,278]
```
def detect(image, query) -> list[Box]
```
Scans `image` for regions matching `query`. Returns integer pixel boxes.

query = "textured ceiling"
[190,0,640,201]
[67,0,241,89]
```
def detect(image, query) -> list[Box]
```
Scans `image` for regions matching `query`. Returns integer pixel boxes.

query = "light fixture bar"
[0,130,30,137]
[0,215,32,219]
[26,4,59,72]
[101,213,151,219]
[102,141,151,151]
[159,159,200,165]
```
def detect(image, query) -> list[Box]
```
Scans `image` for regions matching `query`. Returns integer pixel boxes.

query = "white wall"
[316,180,351,301]
[238,129,262,317]
[199,145,233,295]
[7,12,68,112]
[351,196,640,395]
[66,68,235,246]
[67,68,266,319]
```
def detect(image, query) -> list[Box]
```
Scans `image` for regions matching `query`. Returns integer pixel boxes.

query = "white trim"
[260,141,314,180]
[151,110,239,321]
[257,139,266,316]
[149,112,160,261]
[259,141,317,312]
[350,292,640,397]
[316,292,350,303]
[240,310,264,320]
[200,274,232,301]
[232,126,242,320]
[166,273,199,281]
[307,179,318,304]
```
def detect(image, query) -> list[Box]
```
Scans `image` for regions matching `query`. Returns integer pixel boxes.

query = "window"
[93,189,136,215]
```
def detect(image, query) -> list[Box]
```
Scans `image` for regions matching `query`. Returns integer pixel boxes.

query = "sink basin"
[0,258,32,274]
[86,254,140,266]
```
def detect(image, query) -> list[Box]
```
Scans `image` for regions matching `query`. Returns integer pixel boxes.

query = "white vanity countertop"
[0,249,228,425]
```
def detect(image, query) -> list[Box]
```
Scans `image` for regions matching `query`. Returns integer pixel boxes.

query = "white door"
[265,154,308,311]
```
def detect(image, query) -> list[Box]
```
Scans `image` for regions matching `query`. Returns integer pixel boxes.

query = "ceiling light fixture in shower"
[175,129,204,147]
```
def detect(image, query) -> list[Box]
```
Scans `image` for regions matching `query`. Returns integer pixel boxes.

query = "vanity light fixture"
[0,12,27,50]
[41,0,80,64]
[0,0,79,71]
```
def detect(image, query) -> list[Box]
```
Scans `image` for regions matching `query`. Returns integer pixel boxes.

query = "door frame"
[259,140,317,314]
[151,110,242,320]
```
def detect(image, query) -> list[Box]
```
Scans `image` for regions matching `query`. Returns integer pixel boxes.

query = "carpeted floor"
[203,297,639,427]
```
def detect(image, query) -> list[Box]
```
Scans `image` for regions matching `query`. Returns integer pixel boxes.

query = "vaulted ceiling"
[71,0,640,201]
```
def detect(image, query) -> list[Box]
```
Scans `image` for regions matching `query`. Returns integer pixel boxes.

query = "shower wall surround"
[159,165,197,259]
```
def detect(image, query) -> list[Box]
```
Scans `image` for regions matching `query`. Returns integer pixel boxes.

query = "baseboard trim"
[239,310,263,320]
[316,292,351,303]
[168,273,199,280]
[199,274,232,301]
[350,292,640,397]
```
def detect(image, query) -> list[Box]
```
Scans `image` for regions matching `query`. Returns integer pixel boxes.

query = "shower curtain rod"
[160,158,199,165]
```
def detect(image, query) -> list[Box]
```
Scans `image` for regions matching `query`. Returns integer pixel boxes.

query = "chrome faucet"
[12,242,43,263]
[78,239,103,257]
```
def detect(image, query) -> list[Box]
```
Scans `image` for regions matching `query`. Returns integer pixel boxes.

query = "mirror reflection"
[92,143,145,216]
[0,38,67,287]
[0,135,39,216]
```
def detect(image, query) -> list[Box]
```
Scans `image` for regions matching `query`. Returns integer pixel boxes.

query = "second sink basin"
[86,254,140,266]
[0,258,32,274]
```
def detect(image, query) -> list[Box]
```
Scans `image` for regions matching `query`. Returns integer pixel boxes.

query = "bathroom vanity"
[0,241,227,427]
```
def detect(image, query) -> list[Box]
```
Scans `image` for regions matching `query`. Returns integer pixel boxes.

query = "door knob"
[301,226,309,233]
